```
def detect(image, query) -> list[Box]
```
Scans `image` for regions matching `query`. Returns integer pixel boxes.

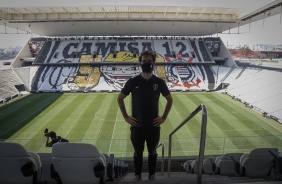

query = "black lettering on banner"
[95,42,117,57]
[80,43,93,55]
[162,42,171,57]
[175,42,189,57]
[142,42,153,52]
[62,43,79,58]
[119,42,126,51]
[128,42,139,54]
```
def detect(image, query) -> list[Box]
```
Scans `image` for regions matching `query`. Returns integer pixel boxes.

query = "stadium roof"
[0,0,282,36]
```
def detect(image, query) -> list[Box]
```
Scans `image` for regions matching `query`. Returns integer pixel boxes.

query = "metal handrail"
[156,142,164,176]
[168,103,208,184]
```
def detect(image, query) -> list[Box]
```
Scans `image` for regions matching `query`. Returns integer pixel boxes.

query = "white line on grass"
[108,108,119,153]
[95,108,124,122]
[222,129,262,131]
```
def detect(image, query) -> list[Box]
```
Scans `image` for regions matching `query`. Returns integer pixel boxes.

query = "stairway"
[117,172,279,184]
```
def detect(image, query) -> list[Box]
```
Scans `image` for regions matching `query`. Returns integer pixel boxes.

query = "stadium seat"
[240,148,278,177]
[190,159,200,174]
[52,143,106,184]
[107,154,115,181]
[203,157,216,174]
[114,159,122,177]
[182,160,191,173]
[215,153,243,176]
[0,142,42,184]
[182,159,198,173]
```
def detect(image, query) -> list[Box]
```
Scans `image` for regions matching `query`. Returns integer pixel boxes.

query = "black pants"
[130,126,160,176]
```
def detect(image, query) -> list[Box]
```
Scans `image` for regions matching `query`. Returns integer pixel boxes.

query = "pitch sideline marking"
[95,108,123,122]
[108,108,120,153]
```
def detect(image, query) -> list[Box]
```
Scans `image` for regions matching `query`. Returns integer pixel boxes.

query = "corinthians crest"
[153,84,158,90]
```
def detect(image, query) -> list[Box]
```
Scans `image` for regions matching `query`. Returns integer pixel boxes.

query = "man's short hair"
[49,131,57,138]
[138,50,156,63]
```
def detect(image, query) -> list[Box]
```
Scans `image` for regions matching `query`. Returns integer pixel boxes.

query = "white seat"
[52,143,106,184]
[240,148,278,177]
[102,153,109,163]
[216,153,243,176]
[0,142,42,184]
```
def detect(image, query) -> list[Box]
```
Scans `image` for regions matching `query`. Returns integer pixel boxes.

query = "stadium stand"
[203,37,221,58]
[240,148,278,177]
[198,39,213,62]
[13,67,31,91]
[0,70,23,103]
[26,37,223,92]
[37,151,120,184]
[0,142,42,184]
[202,157,217,175]
[220,67,243,84]
[225,69,282,121]
[215,153,243,176]
[181,147,280,182]
[215,66,234,82]
[106,154,115,181]
[52,143,107,184]
[182,159,202,174]
[190,40,202,62]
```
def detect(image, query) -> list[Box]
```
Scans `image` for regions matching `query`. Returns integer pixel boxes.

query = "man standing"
[117,50,173,180]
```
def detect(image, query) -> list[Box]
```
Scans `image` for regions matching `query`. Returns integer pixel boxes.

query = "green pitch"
[0,92,281,158]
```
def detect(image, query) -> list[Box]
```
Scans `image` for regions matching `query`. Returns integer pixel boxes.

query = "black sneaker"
[148,175,156,180]
[134,175,141,181]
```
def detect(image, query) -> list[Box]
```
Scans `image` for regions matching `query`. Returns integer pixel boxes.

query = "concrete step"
[117,172,280,184]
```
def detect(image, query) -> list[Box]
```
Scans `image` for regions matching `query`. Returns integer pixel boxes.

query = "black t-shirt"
[121,74,170,128]
[47,136,69,147]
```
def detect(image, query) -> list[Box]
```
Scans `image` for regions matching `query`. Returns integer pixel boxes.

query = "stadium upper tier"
[10,37,235,92]
[29,37,222,65]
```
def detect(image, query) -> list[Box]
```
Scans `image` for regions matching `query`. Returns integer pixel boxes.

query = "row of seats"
[225,69,282,121]
[183,148,281,178]
[0,70,22,102]
[0,142,127,184]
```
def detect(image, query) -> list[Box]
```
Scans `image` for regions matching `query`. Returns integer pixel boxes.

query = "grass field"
[0,92,281,158]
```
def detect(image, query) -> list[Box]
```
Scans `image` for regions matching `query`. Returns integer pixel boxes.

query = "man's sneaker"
[134,175,141,181]
[148,175,156,180]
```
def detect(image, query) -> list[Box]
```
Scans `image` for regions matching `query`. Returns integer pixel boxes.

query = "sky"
[0,14,281,49]
[219,14,282,49]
